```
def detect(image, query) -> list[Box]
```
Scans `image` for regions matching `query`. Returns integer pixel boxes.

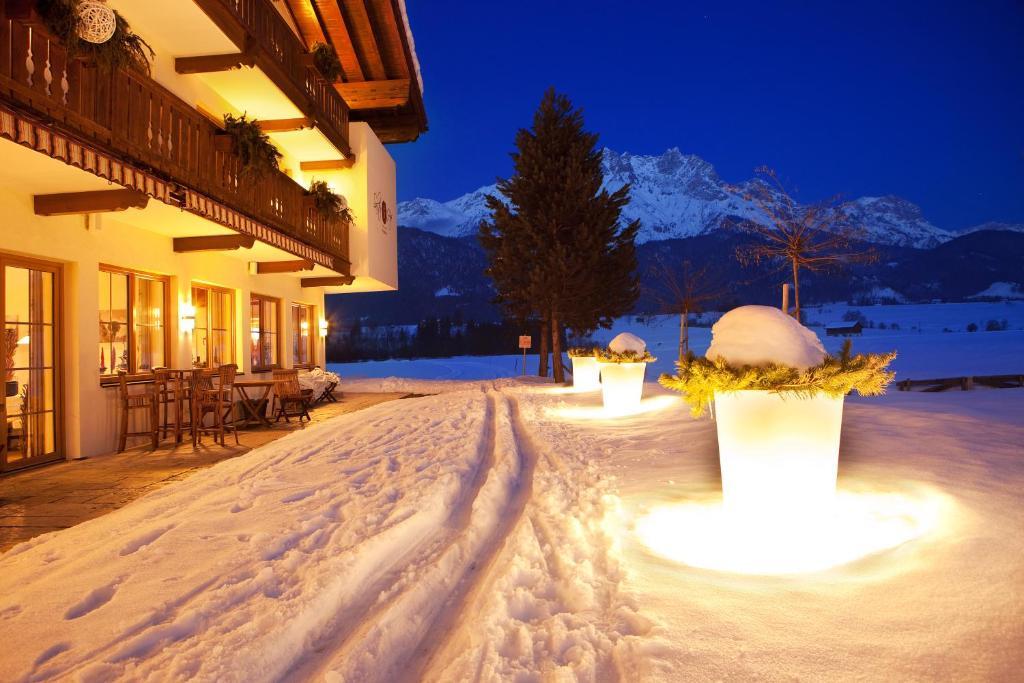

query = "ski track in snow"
[1,379,1023,680]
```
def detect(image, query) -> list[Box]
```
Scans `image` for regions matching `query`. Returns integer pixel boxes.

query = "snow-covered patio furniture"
[298,366,341,404]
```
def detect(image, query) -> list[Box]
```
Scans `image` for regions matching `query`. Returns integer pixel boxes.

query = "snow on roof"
[397,0,424,95]
[825,321,861,329]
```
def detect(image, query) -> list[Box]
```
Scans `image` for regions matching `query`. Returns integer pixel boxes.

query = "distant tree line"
[326,318,567,363]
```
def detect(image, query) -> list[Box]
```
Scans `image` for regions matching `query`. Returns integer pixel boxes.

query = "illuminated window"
[191,284,234,368]
[291,303,315,367]
[250,294,279,371]
[98,266,168,377]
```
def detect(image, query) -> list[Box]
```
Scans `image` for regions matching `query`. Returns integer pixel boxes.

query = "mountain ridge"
[397,148,1015,248]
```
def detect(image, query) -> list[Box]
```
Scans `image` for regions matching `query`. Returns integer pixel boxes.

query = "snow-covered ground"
[331,302,1024,382]
[1,377,1022,680]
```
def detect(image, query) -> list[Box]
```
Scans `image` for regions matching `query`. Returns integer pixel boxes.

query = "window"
[291,303,315,367]
[98,266,168,378]
[192,284,234,368]
[250,294,280,371]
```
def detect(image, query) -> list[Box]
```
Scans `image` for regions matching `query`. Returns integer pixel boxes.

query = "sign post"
[518,335,532,376]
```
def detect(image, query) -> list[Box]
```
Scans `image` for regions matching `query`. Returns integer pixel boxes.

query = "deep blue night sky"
[392,1,1024,230]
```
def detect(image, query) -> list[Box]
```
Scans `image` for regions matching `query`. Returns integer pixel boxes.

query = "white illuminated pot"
[570,355,600,391]
[598,362,647,414]
[714,390,844,521]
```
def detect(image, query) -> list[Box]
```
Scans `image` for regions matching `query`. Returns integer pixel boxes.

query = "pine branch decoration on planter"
[660,339,896,417]
[595,348,656,364]
[567,346,600,358]
[222,114,282,179]
[308,180,354,223]
[311,42,342,82]
[37,0,154,74]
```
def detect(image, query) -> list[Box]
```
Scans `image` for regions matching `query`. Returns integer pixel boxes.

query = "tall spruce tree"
[480,88,639,382]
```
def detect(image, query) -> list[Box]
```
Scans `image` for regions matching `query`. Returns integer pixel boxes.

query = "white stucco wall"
[0,186,326,459]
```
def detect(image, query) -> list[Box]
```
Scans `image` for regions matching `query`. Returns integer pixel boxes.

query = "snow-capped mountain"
[398,148,961,248]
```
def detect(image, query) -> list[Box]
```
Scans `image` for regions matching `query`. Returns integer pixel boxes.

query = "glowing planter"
[598,362,647,414]
[570,355,600,391]
[714,390,844,522]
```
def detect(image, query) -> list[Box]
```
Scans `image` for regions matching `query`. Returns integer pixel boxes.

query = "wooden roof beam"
[339,0,388,80]
[255,260,316,274]
[258,117,315,133]
[300,158,356,171]
[301,275,355,287]
[315,0,365,81]
[34,189,148,216]
[173,234,256,252]
[336,78,409,109]
[284,0,328,47]
[175,52,255,75]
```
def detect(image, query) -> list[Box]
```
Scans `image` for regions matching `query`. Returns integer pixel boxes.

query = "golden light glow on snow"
[547,394,678,420]
[636,487,948,575]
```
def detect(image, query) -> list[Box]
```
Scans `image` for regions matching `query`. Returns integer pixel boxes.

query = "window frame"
[249,293,281,372]
[290,302,316,369]
[98,264,171,385]
[191,282,235,369]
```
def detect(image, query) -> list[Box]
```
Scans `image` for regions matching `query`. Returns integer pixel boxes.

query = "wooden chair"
[272,368,313,423]
[152,368,190,444]
[191,364,240,446]
[116,371,159,452]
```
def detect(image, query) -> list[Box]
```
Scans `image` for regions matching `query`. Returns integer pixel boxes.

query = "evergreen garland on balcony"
[222,114,283,179]
[308,180,354,223]
[37,0,154,75]
[659,340,897,417]
[311,42,343,82]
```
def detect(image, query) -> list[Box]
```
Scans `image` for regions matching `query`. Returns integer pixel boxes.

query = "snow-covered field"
[331,302,1024,382]
[1,376,1022,680]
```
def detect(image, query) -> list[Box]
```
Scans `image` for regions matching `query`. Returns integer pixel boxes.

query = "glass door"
[1,257,61,471]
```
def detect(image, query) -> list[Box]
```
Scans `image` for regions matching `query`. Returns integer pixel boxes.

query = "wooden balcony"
[0,9,349,273]
[193,0,351,157]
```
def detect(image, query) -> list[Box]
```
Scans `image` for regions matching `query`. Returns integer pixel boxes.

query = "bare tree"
[648,256,727,364]
[734,167,876,321]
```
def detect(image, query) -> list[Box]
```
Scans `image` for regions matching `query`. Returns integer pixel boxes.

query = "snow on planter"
[706,305,826,370]
[567,347,601,392]
[660,305,896,524]
[596,334,656,415]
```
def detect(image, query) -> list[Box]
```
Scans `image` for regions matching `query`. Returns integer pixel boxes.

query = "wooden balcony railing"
[196,0,351,157]
[0,12,349,271]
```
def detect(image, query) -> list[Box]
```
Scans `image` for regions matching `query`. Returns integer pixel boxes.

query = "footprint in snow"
[64,580,120,620]
[34,642,71,666]
[281,489,316,504]
[119,525,174,556]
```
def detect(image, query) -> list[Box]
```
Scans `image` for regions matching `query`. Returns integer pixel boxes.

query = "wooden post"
[781,283,790,316]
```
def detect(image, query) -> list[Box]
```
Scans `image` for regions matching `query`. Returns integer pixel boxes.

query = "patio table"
[234,379,275,428]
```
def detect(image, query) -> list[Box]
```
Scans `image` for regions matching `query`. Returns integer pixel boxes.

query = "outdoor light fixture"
[180,303,196,333]
[597,362,647,415]
[568,352,600,391]
[319,319,329,337]
[596,332,655,416]
[715,391,844,520]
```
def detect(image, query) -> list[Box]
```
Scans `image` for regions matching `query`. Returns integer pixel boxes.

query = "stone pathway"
[0,392,410,552]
